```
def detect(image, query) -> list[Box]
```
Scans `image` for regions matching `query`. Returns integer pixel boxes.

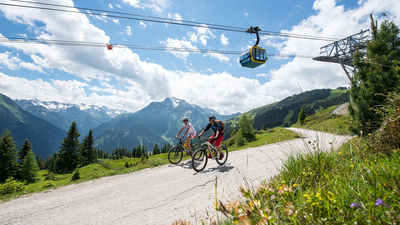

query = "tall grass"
[214,97,400,224]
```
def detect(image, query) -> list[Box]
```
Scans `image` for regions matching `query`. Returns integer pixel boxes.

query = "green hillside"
[294,104,352,135]
[0,93,66,158]
[223,88,350,139]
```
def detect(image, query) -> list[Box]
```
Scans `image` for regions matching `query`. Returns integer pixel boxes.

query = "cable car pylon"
[313,29,371,81]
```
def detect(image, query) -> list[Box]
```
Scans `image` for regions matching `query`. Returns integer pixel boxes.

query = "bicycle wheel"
[168,146,183,164]
[192,148,208,172]
[216,145,228,165]
[192,143,201,151]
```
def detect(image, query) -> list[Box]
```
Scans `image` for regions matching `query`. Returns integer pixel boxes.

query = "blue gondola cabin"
[240,46,268,68]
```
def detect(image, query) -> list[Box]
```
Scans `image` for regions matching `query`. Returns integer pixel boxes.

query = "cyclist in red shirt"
[198,116,224,160]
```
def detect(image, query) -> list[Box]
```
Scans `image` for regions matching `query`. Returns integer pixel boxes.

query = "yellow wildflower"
[293,184,298,188]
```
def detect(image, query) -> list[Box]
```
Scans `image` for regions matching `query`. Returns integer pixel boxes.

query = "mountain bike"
[191,137,228,172]
[168,137,201,164]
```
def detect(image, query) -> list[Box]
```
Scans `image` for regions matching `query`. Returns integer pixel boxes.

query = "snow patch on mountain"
[19,99,127,118]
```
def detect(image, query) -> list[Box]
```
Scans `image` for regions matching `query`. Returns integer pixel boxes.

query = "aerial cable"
[9,0,246,32]
[1,1,339,42]
[0,36,316,58]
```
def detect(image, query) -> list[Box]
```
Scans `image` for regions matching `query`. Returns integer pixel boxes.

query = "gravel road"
[0,129,352,225]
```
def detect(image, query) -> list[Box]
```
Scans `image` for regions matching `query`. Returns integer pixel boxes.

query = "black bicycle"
[191,137,228,172]
[168,137,201,164]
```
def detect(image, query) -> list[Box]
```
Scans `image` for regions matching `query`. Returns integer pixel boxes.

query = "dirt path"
[0,129,352,225]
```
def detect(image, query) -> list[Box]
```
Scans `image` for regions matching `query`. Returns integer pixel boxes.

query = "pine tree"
[80,130,95,166]
[49,152,57,173]
[261,124,267,130]
[0,130,18,182]
[142,146,149,159]
[152,143,160,155]
[297,106,307,125]
[36,155,44,170]
[237,113,256,143]
[136,145,142,158]
[57,121,81,172]
[350,16,400,133]
[20,149,39,182]
[18,139,31,166]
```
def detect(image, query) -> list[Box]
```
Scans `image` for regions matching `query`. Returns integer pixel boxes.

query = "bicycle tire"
[192,148,208,172]
[216,145,228,165]
[168,146,183,164]
[192,143,201,151]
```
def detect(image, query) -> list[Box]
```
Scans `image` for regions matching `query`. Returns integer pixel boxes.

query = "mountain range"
[14,99,127,135]
[1,88,349,157]
[0,93,66,158]
[93,97,240,152]
[222,88,350,139]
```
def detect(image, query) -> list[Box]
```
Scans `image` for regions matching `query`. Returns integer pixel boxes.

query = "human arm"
[175,127,184,138]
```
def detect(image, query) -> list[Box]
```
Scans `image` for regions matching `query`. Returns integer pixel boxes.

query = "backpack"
[216,120,225,134]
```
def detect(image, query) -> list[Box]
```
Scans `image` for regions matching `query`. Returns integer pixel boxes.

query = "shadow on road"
[194,163,234,174]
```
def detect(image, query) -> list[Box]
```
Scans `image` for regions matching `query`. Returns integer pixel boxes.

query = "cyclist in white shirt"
[175,117,197,152]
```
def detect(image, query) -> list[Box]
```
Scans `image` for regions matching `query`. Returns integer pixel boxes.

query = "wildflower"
[375,198,390,207]
[375,198,383,206]
[285,202,295,216]
[339,152,342,154]
[369,133,371,136]
[351,203,362,209]
[281,181,285,184]
[308,141,311,144]
[293,184,298,188]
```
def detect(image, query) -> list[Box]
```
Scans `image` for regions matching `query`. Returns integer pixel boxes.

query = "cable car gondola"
[240,26,268,68]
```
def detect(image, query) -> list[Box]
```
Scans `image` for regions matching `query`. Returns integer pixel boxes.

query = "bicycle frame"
[200,140,219,159]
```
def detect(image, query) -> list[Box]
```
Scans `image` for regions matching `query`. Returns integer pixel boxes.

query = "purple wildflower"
[375,198,390,208]
[350,203,362,209]
[375,198,383,206]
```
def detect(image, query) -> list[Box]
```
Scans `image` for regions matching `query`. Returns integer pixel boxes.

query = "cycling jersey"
[204,121,223,135]
[182,122,196,137]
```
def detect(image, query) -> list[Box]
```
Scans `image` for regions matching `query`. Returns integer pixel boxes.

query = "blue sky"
[0,0,399,114]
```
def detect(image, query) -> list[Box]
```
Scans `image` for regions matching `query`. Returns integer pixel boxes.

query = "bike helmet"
[182,117,189,122]
[208,116,216,121]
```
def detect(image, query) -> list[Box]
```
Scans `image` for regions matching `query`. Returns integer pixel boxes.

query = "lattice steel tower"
[313,30,371,81]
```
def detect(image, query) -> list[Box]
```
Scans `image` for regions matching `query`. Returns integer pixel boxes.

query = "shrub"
[71,169,80,181]
[42,180,55,189]
[0,177,26,195]
[370,94,400,155]
[45,172,56,181]
[124,161,130,168]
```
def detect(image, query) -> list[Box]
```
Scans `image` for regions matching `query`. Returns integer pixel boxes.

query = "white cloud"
[110,18,120,24]
[187,24,215,46]
[109,3,113,9]
[116,4,121,8]
[167,12,182,22]
[160,38,200,61]
[122,0,170,13]
[0,51,44,73]
[244,12,248,16]
[203,52,230,63]
[126,26,132,35]
[18,33,28,38]
[220,34,229,46]
[139,21,147,29]
[0,0,399,115]
[257,0,400,100]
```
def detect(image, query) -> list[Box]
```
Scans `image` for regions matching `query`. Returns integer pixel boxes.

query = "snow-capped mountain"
[14,99,128,135]
[24,99,126,117]
[93,97,240,152]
